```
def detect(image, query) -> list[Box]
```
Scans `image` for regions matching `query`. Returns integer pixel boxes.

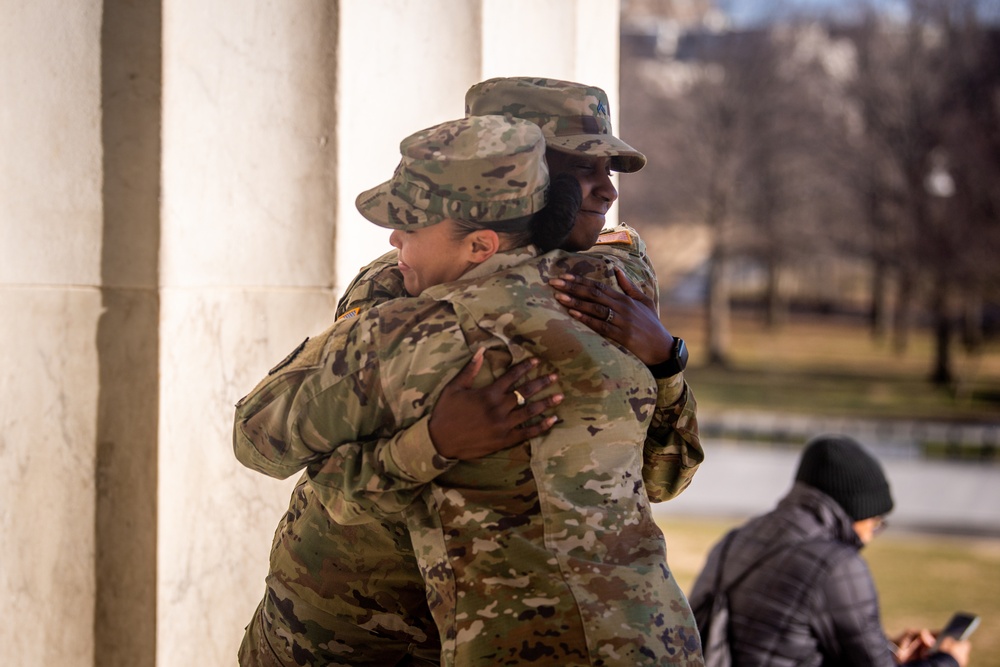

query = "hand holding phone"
[931,612,979,653]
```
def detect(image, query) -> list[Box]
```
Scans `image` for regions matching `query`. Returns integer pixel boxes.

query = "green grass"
[669,307,1000,422]
[659,516,1000,666]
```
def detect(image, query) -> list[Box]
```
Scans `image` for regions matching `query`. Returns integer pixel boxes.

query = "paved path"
[698,408,1000,452]
[655,412,1000,536]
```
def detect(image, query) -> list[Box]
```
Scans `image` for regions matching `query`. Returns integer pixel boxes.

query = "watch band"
[648,337,688,378]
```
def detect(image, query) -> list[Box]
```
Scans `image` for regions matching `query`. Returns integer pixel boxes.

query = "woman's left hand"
[549,267,674,366]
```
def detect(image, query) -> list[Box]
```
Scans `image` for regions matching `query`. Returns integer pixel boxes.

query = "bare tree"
[620,42,743,367]
[620,0,1000,384]
[838,0,1000,384]
[661,66,743,367]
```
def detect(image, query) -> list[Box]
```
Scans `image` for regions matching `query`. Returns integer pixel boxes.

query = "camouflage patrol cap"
[356,115,549,231]
[465,77,646,173]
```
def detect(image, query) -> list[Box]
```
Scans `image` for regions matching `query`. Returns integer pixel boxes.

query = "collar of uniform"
[423,245,540,300]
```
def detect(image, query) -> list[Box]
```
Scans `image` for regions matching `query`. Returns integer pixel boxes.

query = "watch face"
[675,338,688,371]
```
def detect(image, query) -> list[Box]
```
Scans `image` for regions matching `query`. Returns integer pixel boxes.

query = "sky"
[719,0,909,26]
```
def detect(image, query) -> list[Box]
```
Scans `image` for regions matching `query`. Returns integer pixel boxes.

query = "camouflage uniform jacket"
[332,224,702,502]
[235,244,704,666]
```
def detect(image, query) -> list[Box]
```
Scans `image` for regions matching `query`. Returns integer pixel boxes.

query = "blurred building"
[619,1,882,314]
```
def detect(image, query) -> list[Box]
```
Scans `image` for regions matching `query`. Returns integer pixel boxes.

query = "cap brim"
[355,181,443,230]
[547,134,647,173]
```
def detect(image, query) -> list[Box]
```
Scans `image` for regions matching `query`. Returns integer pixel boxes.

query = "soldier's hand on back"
[428,349,562,460]
[550,267,675,366]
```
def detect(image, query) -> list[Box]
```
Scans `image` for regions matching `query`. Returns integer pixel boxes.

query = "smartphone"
[931,612,980,652]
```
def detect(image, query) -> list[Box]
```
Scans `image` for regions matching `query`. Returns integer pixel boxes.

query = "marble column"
[158,1,340,664]
[1,1,622,664]
[0,2,103,666]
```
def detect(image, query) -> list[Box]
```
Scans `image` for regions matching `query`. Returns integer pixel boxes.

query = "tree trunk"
[962,292,983,352]
[930,282,954,386]
[892,270,914,354]
[869,259,891,341]
[764,258,784,329]
[705,242,731,368]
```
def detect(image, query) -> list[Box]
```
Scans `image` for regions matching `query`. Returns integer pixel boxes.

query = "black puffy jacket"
[688,483,958,667]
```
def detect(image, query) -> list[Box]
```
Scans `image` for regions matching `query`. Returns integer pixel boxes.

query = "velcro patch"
[268,338,309,375]
[594,229,633,245]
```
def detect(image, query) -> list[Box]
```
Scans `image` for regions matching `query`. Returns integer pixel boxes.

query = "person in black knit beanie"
[795,435,895,522]
[689,434,972,667]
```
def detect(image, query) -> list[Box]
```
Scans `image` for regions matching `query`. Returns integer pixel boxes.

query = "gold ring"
[513,389,526,407]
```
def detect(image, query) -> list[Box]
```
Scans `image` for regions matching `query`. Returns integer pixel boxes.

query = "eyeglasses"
[873,516,889,536]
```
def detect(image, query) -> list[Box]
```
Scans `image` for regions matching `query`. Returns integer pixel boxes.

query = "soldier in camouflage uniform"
[340,77,701,503]
[237,80,703,667]
[236,113,703,666]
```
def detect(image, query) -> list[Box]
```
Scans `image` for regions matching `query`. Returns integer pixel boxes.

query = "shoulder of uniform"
[336,307,361,323]
[594,224,638,247]
[372,294,455,324]
[335,250,404,318]
[593,224,649,257]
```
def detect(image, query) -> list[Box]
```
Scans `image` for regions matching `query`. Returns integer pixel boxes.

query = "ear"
[464,230,500,264]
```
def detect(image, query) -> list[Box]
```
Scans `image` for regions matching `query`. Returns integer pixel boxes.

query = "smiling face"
[544,149,619,251]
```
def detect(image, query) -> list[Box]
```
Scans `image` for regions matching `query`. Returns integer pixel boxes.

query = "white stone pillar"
[159,1,340,665]
[334,0,485,293]
[0,2,103,666]
[2,1,622,664]
[479,0,624,227]
[165,0,623,663]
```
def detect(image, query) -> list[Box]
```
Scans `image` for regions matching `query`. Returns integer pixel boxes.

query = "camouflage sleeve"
[233,303,460,524]
[232,316,389,480]
[642,373,704,502]
[305,414,456,524]
[325,250,462,521]
[334,249,404,319]
[304,300,470,523]
[584,225,703,501]
[581,223,659,303]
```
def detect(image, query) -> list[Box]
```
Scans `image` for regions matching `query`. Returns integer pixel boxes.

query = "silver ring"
[605,308,615,323]
[513,390,526,407]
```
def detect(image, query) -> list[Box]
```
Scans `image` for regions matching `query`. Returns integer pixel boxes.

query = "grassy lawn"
[659,516,1000,666]
[668,307,1000,422]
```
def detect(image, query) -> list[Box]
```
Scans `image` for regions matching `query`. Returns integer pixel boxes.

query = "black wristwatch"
[648,337,688,378]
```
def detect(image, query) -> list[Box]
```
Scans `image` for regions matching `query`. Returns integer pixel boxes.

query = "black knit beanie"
[795,435,894,521]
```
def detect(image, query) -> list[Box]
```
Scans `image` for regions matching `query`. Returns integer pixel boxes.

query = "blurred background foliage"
[622,1,1000,662]
[619,0,1000,394]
